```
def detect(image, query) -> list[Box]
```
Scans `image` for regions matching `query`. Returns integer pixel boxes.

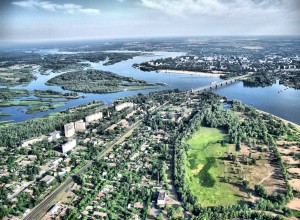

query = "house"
[131,213,140,220]
[58,169,68,177]
[134,202,143,209]
[157,191,166,206]
[93,211,107,218]
[102,171,107,178]
[28,155,37,161]
[48,204,59,215]
[41,175,55,185]
[98,192,105,198]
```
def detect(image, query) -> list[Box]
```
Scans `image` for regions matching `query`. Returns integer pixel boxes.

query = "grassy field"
[184,127,240,207]
[0,120,13,128]
[26,103,65,114]
[0,112,11,116]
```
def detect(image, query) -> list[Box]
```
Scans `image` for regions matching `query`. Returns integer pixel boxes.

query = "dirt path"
[257,164,274,185]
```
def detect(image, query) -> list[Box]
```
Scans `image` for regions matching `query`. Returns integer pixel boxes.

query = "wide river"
[1,51,300,125]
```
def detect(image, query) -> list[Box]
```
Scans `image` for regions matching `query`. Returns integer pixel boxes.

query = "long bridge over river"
[189,73,253,93]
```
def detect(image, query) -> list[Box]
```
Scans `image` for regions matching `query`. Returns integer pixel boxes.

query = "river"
[1,51,300,125]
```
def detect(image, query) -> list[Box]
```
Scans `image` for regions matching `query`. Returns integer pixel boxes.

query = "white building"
[61,139,76,154]
[85,112,103,123]
[20,137,43,147]
[115,102,134,111]
[157,191,166,206]
[64,123,75,138]
[48,204,59,215]
[47,131,61,142]
[74,120,86,132]
[41,175,55,185]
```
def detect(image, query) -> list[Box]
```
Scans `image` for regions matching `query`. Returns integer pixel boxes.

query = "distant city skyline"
[0,0,300,44]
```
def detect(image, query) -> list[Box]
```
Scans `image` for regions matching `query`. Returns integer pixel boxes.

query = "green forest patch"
[46,69,158,94]
[184,127,240,207]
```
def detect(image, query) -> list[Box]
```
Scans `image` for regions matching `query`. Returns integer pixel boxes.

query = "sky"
[0,0,300,43]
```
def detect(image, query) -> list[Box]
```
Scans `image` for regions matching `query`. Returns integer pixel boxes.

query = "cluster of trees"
[65,180,106,220]
[242,70,300,90]
[0,67,37,86]
[242,72,276,88]
[190,205,286,220]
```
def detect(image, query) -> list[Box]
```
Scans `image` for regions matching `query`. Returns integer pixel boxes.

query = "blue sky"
[0,0,299,43]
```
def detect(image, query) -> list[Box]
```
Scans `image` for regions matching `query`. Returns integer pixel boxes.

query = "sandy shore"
[158,69,224,77]
[257,109,300,130]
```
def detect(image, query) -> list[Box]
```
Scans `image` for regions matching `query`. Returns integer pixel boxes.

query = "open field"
[289,179,300,192]
[288,168,300,175]
[281,156,300,165]
[287,198,300,211]
[235,144,286,195]
[278,146,299,155]
[184,127,240,207]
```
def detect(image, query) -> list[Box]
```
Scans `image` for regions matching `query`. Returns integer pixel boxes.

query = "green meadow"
[185,127,240,207]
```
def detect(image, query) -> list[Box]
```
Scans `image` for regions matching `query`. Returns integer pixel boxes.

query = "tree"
[242,179,249,188]
[282,207,292,217]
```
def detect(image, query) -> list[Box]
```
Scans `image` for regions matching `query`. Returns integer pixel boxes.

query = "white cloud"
[139,0,287,17]
[12,0,100,15]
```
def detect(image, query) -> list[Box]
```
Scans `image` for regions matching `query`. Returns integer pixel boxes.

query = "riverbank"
[257,109,300,130]
[158,69,224,77]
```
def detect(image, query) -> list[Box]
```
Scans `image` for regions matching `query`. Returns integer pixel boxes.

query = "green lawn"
[185,127,239,207]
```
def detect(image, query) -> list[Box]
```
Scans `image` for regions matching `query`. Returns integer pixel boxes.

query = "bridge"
[189,73,253,93]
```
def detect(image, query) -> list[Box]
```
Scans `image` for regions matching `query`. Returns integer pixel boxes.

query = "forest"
[46,69,157,93]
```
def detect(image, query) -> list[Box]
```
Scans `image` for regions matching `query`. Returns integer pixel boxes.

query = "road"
[22,121,141,220]
[22,160,92,220]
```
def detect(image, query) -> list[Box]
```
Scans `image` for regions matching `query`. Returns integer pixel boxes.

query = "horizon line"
[1,34,300,47]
